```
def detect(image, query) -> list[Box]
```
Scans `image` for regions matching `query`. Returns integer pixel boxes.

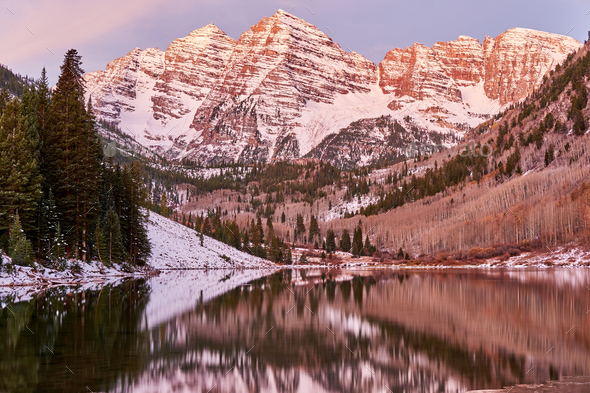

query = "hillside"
[147,211,273,269]
[0,211,274,294]
[162,40,590,263]
[329,40,590,258]
[83,10,580,166]
[0,64,33,97]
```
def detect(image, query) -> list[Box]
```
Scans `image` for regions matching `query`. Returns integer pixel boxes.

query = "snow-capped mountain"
[84,10,581,166]
[380,28,580,111]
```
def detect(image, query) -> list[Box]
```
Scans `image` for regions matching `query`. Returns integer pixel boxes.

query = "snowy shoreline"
[2,210,587,293]
[2,245,587,288]
[0,211,276,293]
[2,246,588,289]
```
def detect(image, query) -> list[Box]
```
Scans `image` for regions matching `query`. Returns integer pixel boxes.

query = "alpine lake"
[2,267,590,393]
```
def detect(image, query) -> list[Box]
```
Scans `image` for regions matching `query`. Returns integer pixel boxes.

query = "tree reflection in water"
[1,269,589,393]
[0,279,150,393]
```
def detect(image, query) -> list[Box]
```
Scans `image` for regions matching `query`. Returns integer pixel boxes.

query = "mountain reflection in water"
[1,268,589,392]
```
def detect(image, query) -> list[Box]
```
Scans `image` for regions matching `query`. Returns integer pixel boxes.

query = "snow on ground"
[1,211,274,294]
[147,211,274,269]
[295,85,393,156]
[149,163,251,181]
[0,254,149,287]
[0,254,148,303]
[144,268,276,329]
[321,194,379,221]
[458,82,499,114]
[500,246,590,268]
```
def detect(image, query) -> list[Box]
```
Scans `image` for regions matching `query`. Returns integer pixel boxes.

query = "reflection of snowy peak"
[84,11,581,166]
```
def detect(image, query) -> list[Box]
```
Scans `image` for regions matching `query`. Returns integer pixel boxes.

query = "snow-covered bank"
[0,255,153,288]
[147,211,274,269]
[0,254,150,303]
[287,245,590,269]
[466,376,590,392]
[0,211,274,292]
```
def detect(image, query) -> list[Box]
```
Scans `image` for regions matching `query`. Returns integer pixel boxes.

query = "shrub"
[468,247,497,259]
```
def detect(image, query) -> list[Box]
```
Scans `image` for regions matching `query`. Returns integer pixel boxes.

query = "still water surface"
[1,268,589,392]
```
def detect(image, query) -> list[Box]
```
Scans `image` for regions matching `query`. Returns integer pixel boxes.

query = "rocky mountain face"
[84,10,581,166]
[304,115,461,168]
[379,28,580,108]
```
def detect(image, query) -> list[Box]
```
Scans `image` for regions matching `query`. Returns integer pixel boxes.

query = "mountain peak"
[189,23,227,37]
[274,9,291,16]
[500,27,580,44]
[267,8,314,28]
[84,14,582,166]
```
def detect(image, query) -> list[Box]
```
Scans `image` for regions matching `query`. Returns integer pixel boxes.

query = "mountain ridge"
[84,10,581,166]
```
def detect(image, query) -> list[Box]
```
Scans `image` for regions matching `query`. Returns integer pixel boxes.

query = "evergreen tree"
[0,88,9,116]
[250,219,265,258]
[199,230,204,247]
[296,213,305,241]
[545,144,555,166]
[364,235,374,256]
[505,145,521,176]
[95,221,106,266]
[76,97,103,260]
[242,227,250,249]
[308,215,320,243]
[8,212,34,266]
[160,191,168,217]
[41,50,101,259]
[49,223,66,264]
[121,162,151,264]
[227,221,241,250]
[340,229,351,253]
[256,215,264,243]
[0,97,42,235]
[38,189,59,259]
[352,226,363,256]
[326,229,336,253]
[270,235,281,263]
[202,217,212,236]
[103,207,125,264]
[573,110,587,136]
[351,239,361,258]
[281,211,286,223]
[266,216,274,238]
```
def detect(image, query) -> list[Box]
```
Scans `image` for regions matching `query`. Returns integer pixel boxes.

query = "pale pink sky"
[1,0,588,84]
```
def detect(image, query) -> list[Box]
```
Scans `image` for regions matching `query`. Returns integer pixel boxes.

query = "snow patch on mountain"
[321,194,379,221]
[84,11,581,166]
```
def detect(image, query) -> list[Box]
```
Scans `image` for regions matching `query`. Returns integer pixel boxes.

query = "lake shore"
[2,244,589,290]
[467,376,590,392]
[288,244,590,269]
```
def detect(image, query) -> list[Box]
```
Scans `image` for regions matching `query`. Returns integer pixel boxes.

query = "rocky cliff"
[84,11,581,165]
[379,28,580,108]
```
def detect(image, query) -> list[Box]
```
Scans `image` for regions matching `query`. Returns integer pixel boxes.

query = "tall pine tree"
[0,96,41,239]
[102,207,126,264]
[340,229,351,253]
[43,49,102,260]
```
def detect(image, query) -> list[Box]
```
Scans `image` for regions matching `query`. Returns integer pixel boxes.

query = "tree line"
[0,50,150,268]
